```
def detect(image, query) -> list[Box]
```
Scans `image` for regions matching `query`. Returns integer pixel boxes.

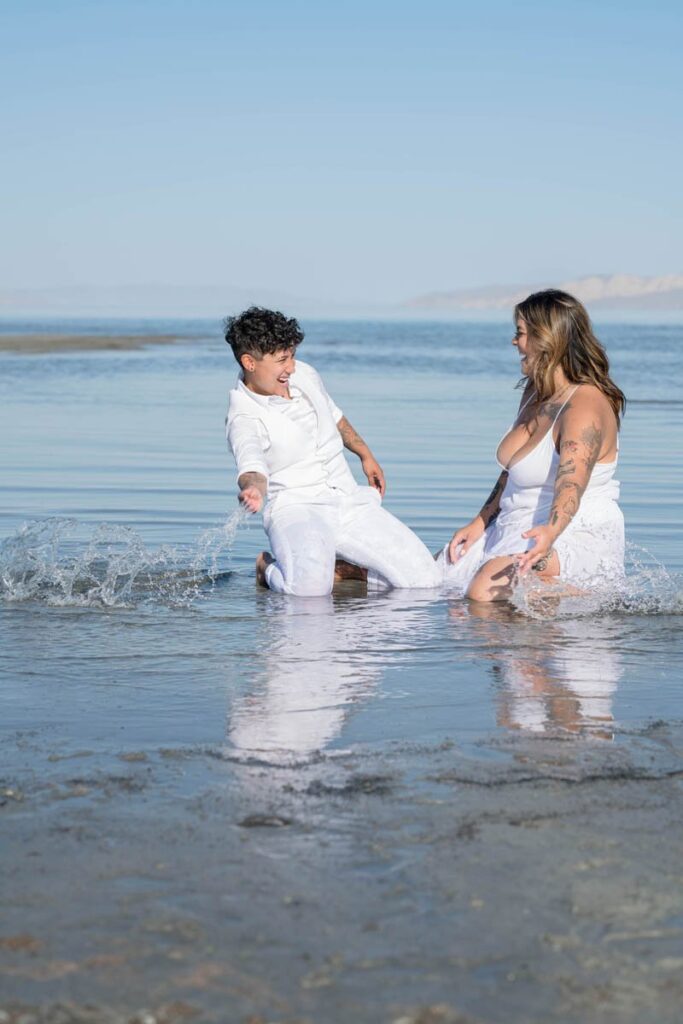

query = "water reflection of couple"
[228,595,622,762]
[225,289,625,602]
[460,602,621,741]
[228,590,435,762]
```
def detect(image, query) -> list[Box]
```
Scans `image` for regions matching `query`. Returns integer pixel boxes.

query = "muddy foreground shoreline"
[2,724,683,1024]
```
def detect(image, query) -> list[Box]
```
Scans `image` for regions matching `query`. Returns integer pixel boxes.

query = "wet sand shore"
[3,725,683,1024]
[0,334,181,354]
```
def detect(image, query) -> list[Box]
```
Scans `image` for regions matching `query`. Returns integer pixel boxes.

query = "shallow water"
[2,319,681,757]
[1,320,683,1021]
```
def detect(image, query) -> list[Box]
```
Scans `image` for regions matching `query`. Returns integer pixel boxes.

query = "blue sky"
[2,0,682,306]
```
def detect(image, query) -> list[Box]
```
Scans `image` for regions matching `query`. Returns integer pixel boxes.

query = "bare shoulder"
[558,384,618,461]
[563,384,614,424]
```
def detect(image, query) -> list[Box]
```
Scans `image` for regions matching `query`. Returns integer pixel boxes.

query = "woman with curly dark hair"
[441,289,626,601]
[224,307,441,596]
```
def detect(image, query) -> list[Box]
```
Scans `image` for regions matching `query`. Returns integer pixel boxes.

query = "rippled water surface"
[2,319,682,760]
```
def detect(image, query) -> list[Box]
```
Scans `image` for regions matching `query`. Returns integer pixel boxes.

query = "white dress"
[440,390,625,594]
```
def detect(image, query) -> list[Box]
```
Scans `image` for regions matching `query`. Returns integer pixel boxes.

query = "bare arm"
[547,420,602,533]
[517,396,609,574]
[477,470,509,528]
[337,416,372,458]
[448,470,508,560]
[337,415,386,495]
[238,471,267,513]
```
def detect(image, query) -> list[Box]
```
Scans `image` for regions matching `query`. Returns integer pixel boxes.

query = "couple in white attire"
[225,291,625,601]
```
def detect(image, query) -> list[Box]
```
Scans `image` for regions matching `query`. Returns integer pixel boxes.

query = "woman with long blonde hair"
[441,289,626,601]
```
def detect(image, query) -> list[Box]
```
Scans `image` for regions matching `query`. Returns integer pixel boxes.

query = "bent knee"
[283,573,334,598]
[466,576,494,602]
[414,563,443,589]
[466,558,516,602]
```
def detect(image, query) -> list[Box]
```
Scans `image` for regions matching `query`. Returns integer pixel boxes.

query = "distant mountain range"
[2,274,683,319]
[407,274,683,312]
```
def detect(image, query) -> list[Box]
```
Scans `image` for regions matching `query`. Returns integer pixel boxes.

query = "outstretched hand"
[362,456,386,496]
[516,525,556,576]
[448,516,485,563]
[238,485,264,514]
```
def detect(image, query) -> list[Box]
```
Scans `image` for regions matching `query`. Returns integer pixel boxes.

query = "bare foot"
[255,550,275,588]
[334,558,367,583]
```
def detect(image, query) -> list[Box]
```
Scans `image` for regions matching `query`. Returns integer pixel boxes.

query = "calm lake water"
[1,318,682,761]
[2,318,683,1021]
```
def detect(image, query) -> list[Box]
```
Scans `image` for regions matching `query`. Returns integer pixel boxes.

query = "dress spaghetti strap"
[551,386,579,426]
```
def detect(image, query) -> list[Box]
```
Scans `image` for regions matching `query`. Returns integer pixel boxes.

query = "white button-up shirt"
[226,361,356,502]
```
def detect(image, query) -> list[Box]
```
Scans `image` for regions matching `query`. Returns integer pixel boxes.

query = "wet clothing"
[226,361,441,596]
[440,389,625,592]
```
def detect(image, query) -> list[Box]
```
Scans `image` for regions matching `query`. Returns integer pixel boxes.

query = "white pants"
[262,486,441,596]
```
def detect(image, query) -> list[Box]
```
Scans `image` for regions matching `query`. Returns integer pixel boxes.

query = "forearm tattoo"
[238,471,267,494]
[549,421,603,531]
[479,471,508,527]
[338,416,369,455]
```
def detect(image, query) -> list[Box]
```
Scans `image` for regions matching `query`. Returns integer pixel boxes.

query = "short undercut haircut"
[223,306,304,364]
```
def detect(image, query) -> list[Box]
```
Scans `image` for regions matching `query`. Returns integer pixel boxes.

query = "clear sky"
[2,0,682,306]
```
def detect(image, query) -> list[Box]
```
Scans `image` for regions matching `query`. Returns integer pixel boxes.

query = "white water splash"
[512,540,683,620]
[0,509,248,609]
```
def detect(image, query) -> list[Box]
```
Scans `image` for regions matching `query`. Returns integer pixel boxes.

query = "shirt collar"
[236,372,302,407]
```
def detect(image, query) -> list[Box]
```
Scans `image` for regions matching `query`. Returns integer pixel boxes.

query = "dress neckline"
[496,386,579,471]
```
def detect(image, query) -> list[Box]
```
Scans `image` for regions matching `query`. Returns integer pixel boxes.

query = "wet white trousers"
[262,486,441,596]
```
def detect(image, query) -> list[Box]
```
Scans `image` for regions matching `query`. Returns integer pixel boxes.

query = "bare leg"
[255,550,275,588]
[334,558,368,582]
[337,499,441,589]
[467,551,561,603]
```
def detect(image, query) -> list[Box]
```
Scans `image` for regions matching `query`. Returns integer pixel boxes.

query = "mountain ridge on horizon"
[2,273,683,318]
[407,273,683,312]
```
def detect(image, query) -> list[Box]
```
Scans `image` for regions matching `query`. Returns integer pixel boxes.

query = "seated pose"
[224,307,441,596]
[441,289,626,602]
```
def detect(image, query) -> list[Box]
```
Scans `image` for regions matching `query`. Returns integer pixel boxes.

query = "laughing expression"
[512,317,534,374]
[243,347,297,398]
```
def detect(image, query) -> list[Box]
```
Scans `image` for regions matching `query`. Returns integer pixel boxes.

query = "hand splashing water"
[0,508,248,609]
[511,540,683,620]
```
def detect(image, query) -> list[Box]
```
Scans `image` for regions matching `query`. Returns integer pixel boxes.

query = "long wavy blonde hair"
[515,289,626,426]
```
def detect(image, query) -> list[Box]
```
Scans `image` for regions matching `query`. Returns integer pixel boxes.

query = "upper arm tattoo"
[580,422,603,470]
[549,420,603,531]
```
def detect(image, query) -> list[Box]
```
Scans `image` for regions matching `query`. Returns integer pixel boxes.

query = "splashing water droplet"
[511,539,683,620]
[0,508,249,609]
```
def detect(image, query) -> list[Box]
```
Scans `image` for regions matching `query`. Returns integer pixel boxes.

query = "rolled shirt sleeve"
[227,415,270,483]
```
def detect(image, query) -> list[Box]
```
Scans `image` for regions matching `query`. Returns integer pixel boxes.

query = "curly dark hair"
[223,306,304,365]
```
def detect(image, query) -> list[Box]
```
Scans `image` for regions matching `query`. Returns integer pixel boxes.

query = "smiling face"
[240,346,297,398]
[512,316,535,374]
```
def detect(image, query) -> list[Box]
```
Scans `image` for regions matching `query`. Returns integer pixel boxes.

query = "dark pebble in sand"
[305,773,393,797]
[238,813,292,828]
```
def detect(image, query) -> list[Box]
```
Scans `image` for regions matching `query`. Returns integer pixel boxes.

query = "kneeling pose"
[224,307,440,596]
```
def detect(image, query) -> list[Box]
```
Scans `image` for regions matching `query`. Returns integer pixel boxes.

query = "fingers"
[238,488,262,513]
[448,531,468,561]
[517,540,548,576]
[514,530,536,575]
[367,464,386,496]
